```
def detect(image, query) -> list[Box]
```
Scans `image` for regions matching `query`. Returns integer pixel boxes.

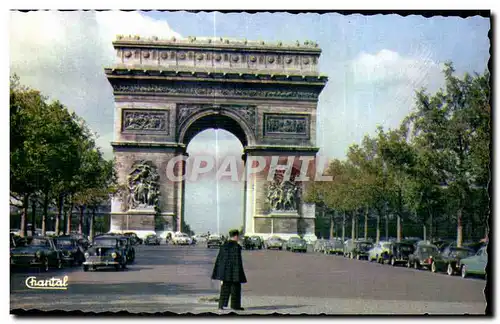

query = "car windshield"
[290,238,304,244]
[399,245,414,251]
[358,243,372,249]
[420,246,438,253]
[56,239,74,247]
[94,238,117,247]
[28,238,49,247]
[147,235,155,238]
[451,248,474,258]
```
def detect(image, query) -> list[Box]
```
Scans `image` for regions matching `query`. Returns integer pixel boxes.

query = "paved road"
[10,244,487,314]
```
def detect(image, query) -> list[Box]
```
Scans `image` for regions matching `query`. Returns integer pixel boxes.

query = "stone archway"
[105,36,328,238]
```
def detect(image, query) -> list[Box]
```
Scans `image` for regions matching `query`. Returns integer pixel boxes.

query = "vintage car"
[243,236,264,250]
[83,235,128,271]
[285,237,307,253]
[144,234,161,245]
[431,246,475,275]
[407,243,441,270]
[207,234,223,248]
[54,235,86,265]
[368,241,393,263]
[350,241,373,260]
[123,232,143,245]
[387,242,415,266]
[313,239,326,253]
[265,236,284,250]
[10,236,63,271]
[118,236,136,263]
[459,246,487,279]
[172,232,192,245]
[323,239,344,255]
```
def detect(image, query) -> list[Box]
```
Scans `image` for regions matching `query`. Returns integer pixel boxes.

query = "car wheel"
[121,256,127,269]
[447,263,454,276]
[431,262,437,273]
[390,257,396,266]
[461,265,468,278]
[83,265,89,272]
[279,247,282,250]
[114,264,121,271]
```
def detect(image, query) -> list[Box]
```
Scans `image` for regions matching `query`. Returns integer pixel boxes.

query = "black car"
[144,234,161,245]
[119,236,136,263]
[432,246,475,275]
[242,236,264,250]
[123,232,143,245]
[54,235,86,265]
[11,237,63,271]
[388,242,415,266]
[83,235,128,271]
[408,243,441,270]
[352,241,373,260]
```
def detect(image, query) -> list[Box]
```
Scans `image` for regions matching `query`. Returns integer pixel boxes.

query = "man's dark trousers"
[219,281,241,309]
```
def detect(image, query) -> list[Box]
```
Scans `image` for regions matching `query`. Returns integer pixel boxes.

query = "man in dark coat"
[211,229,247,310]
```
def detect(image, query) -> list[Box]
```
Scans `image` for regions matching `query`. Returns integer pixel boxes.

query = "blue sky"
[10,11,490,234]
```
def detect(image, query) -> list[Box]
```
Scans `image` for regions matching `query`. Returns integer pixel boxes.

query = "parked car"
[265,236,284,250]
[172,233,192,245]
[246,236,264,249]
[83,235,128,271]
[407,243,440,270]
[123,232,143,245]
[387,242,415,266]
[313,239,326,253]
[207,234,223,248]
[351,241,373,260]
[144,234,161,245]
[432,239,454,252]
[368,241,393,263]
[285,237,307,253]
[459,246,487,279]
[323,239,344,255]
[54,235,86,265]
[10,236,63,271]
[431,246,475,275]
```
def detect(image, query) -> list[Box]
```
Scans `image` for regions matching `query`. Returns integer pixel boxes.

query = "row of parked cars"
[314,237,487,279]
[10,232,140,272]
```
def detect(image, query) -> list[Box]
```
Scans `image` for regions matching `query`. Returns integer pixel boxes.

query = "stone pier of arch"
[105,36,328,238]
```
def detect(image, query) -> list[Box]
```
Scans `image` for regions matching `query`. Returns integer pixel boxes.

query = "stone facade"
[105,36,327,238]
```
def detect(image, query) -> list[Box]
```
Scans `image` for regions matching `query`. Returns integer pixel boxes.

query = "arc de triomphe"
[105,36,328,238]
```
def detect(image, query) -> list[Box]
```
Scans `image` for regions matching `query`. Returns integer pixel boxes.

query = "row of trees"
[307,63,490,247]
[10,75,116,238]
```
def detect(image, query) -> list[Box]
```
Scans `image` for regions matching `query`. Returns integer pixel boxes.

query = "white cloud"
[9,11,181,159]
[317,49,445,159]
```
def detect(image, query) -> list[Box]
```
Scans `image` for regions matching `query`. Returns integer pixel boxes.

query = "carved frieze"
[112,82,320,101]
[122,110,169,134]
[264,114,308,136]
[266,170,301,212]
[120,160,161,212]
[176,104,256,131]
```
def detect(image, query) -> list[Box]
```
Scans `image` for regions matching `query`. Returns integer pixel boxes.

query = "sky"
[9,11,490,234]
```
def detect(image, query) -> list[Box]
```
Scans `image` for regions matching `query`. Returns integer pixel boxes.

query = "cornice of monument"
[113,35,322,54]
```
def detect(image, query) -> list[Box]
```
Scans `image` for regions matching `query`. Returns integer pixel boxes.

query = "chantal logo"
[25,276,69,290]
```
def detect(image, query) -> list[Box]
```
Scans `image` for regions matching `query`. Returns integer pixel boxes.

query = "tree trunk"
[65,194,73,235]
[385,215,389,241]
[20,194,30,237]
[457,208,463,248]
[376,214,380,243]
[423,224,427,241]
[41,192,49,236]
[55,194,64,236]
[89,209,96,240]
[396,215,401,242]
[78,206,85,234]
[364,207,368,241]
[341,211,346,243]
[351,213,355,241]
[329,211,334,239]
[31,198,37,236]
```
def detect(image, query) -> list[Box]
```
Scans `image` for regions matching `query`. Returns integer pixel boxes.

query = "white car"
[172,233,192,245]
[368,241,393,263]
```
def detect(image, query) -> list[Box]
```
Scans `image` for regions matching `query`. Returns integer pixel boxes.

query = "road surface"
[10,244,487,314]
